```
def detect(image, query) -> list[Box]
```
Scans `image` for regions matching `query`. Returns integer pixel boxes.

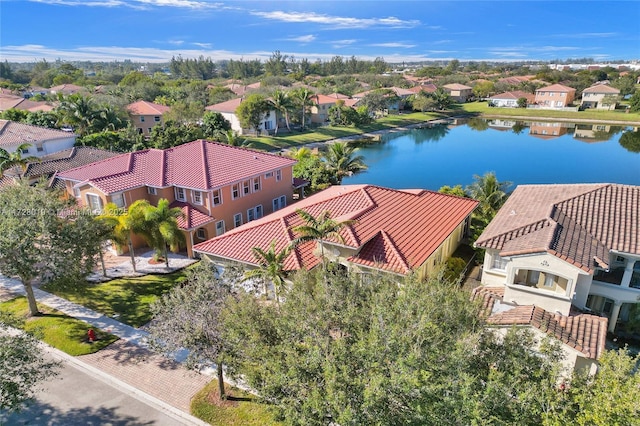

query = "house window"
[212,189,222,205]
[196,228,206,239]
[193,191,202,205]
[273,195,286,212]
[140,117,145,122]
[86,194,103,212]
[148,128,152,134]
[264,120,273,130]
[175,187,186,201]
[255,205,263,219]
[21,148,29,154]
[253,177,260,192]
[265,172,274,178]
[276,170,282,181]
[243,180,251,195]
[36,146,44,152]
[111,193,125,208]
[247,208,255,222]
[147,187,157,195]
[234,213,242,228]
[491,254,508,271]
[215,220,225,236]
[154,116,160,122]
[232,184,240,199]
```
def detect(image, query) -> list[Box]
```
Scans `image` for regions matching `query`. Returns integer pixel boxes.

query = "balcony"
[594,266,640,289]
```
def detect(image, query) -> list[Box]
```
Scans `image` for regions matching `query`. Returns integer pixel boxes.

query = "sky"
[1,0,639,64]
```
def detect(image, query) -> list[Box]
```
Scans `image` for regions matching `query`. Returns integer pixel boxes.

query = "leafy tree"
[466,172,512,225]
[0,144,40,177]
[291,209,355,269]
[611,75,636,96]
[0,182,102,315]
[163,100,204,124]
[432,88,453,110]
[24,111,59,129]
[0,108,29,122]
[472,81,495,99]
[215,129,248,147]
[627,91,640,112]
[0,322,59,413]
[235,94,269,135]
[292,153,333,194]
[619,130,640,153]
[467,117,490,131]
[57,94,100,136]
[148,120,203,149]
[147,261,232,400]
[438,184,467,197]
[321,142,367,184]
[128,199,185,268]
[412,91,438,112]
[517,97,529,108]
[359,89,397,116]
[201,111,231,139]
[243,241,291,303]
[264,50,288,76]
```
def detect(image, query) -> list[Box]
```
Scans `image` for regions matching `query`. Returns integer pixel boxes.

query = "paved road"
[1,354,192,426]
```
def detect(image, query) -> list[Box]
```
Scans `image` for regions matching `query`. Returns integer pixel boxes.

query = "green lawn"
[191,380,282,426]
[42,270,188,328]
[0,296,118,355]
[461,101,640,123]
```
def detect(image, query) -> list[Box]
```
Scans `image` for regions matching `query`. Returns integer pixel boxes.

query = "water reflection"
[574,124,624,143]
[382,124,450,144]
[619,130,640,153]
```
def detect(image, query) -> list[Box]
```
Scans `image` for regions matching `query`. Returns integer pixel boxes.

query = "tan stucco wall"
[131,113,165,137]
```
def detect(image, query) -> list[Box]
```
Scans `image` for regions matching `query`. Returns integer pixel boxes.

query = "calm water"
[342,119,640,190]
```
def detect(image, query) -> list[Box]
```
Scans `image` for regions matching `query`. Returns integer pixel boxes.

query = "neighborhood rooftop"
[0,119,73,147]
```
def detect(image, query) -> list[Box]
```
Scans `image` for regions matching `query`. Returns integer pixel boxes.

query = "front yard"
[42,269,189,328]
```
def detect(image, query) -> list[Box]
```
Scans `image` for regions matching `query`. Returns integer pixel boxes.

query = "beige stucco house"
[580,83,620,110]
[443,83,473,103]
[126,100,171,137]
[534,84,576,108]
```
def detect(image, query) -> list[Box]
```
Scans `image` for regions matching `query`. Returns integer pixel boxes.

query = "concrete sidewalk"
[0,274,210,421]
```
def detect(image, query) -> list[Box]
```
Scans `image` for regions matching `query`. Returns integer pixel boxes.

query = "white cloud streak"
[369,42,416,48]
[282,35,317,43]
[250,11,420,29]
[30,0,223,10]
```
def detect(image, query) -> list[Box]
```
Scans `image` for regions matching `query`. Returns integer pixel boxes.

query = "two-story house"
[126,100,171,137]
[205,98,278,135]
[534,84,576,108]
[442,83,473,103]
[56,139,297,257]
[309,94,343,124]
[580,83,620,110]
[473,184,640,371]
[0,119,77,158]
[194,184,478,279]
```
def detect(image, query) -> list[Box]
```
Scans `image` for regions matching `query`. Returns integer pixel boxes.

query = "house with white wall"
[206,98,277,136]
[0,119,76,158]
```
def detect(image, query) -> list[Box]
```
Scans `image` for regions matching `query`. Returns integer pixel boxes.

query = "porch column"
[608,302,622,333]
[621,259,635,288]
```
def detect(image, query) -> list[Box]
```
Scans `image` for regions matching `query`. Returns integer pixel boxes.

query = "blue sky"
[1,0,639,63]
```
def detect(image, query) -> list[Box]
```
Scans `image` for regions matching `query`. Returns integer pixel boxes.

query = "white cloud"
[369,42,416,49]
[550,32,617,39]
[282,35,317,43]
[331,39,358,48]
[192,42,212,48]
[167,39,185,46]
[251,11,420,29]
[30,0,223,9]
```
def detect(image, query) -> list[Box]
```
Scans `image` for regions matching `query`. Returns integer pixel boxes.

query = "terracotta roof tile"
[443,83,472,90]
[475,184,640,272]
[170,201,216,230]
[57,139,296,194]
[489,91,536,102]
[582,84,620,94]
[206,98,242,113]
[126,100,171,115]
[194,185,478,274]
[536,83,576,93]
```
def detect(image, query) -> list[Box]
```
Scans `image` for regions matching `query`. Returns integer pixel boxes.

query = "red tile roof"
[126,100,171,115]
[536,84,576,93]
[56,139,297,194]
[443,83,473,91]
[408,84,438,94]
[311,94,342,106]
[582,84,620,94]
[471,286,608,359]
[475,184,640,272]
[206,98,242,114]
[170,201,216,230]
[0,120,75,147]
[489,91,536,102]
[194,185,478,274]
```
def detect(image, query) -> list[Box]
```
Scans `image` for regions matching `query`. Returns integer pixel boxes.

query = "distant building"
[126,100,171,137]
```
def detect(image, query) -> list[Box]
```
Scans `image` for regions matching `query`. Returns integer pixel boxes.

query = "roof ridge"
[379,230,411,273]
[281,217,303,270]
[476,217,550,248]
[200,140,211,190]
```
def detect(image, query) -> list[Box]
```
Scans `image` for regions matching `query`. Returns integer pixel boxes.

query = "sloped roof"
[311,94,342,105]
[443,83,473,90]
[475,184,640,272]
[471,286,608,359]
[206,98,242,114]
[352,87,414,98]
[22,146,119,177]
[49,84,87,94]
[0,120,75,147]
[126,100,171,115]
[170,201,216,230]
[56,139,297,194]
[489,91,536,102]
[194,185,478,274]
[408,84,438,93]
[536,83,576,93]
[582,84,620,94]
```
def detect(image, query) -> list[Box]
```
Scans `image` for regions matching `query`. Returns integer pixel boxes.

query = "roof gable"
[126,100,171,115]
[0,120,76,147]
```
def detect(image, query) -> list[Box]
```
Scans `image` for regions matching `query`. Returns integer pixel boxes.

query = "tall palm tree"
[216,129,248,147]
[466,172,512,224]
[322,142,368,184]
[58,94,99,136]
[243,240,291,303]
[294,88,315,130]
[286,146,313,161]
[94,104,126,132]
[129,199,185,268]
[268,89,293,135]
[0,144,40,177]
[291,209,356,270]
[98,202,138,273]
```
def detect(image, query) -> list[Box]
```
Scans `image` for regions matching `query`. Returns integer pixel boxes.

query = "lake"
[341,118,640,191]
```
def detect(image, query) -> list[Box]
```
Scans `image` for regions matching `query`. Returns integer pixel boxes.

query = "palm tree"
[0,144,40,177]
[294,88,314,130]
[286,146,313,161]
[466,172,512,224]
[291,209,356,270]
[216,129,248,147]
[268,89,293,135]
[94,104,126,132]
[98,202,138,273]
[58,94,99,136]
[322,142,367,184]
[129,199,185,268]
[243,240,291,303]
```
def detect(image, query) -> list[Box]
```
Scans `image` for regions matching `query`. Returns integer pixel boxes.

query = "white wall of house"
[220,110,277,136]
[5,135,76,158]
[490,99,518,107]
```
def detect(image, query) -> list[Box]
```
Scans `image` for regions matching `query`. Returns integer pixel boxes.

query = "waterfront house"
[309,94,346,124]
[126,100,171,137]
[474,183,639,335]
[488,91,536,107]
[352,87,414,113]
[0,120,76,158]
[442,83,473,103]
[194,184,478,278]
[205,98,278,136]
[534,84,576,108]
[580,83,620,110]
[56,140,298,257]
